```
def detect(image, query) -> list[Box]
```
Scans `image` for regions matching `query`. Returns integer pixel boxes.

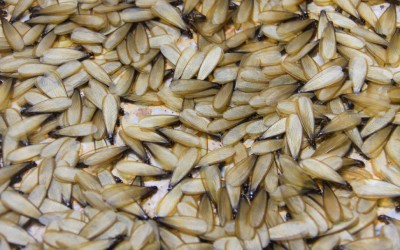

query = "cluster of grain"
[0,0,400,249]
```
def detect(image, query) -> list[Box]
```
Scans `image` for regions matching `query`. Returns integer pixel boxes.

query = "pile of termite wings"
[0,0,400,249]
